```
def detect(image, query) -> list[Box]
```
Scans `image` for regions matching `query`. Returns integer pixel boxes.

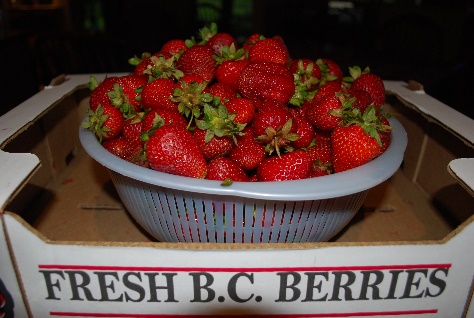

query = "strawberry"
[88,76,119,112]
[317,58,343,83]
[378,115,392,155]
[141,78,177,111]
[242,33,264,54]
[206,82,237,103]
[257,150,312,181]
[307,131,332,164]
[103,136,145,166]
[350,89,374,114]
[128,52,152,77]
[161,39,187,55]
[206,33,238,56]
[306,93,347,131]
[206,157,249,182]
[177,74,206,86]
[331,124,381,173]
[224,97,255,125]
[347,66,385,108]
[288,108,314,149]
[330,106,388,172]
[140,108,188,142]
[82,104,124,142]
[252,102,298,155]
[248,38,290,64]
[145,125,207,178]
[177,44,216,82]
[193,128,235,160]
[112,74,147,114]
[309,160,332,178]
[171,79,214,126]
[215,59,249,91]
[312,80,344,101]
[237,62,295,104]
[122,114,144,144]
[229,131,267,171]
[289,58,322,89]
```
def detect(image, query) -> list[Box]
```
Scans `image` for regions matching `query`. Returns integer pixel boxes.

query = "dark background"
[1,0,473,118]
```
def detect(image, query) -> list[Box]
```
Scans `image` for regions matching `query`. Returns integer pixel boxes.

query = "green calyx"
[128,52,151,67]
[213,43,245,64]
[343,65,371,83]
[195,103,246,144]
[107,83,135,119]
[289,60,319,107]
[340,105,392,146]
[171,80,214,128]
[256,118,299,157]
[145,54,184,81]
[81,105,110,143]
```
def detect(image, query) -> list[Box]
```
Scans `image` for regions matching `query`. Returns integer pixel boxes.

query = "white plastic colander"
[79,118,407,243]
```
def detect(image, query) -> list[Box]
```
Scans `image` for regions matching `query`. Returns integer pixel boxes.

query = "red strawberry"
[177,45,216,82]
[252,102,298,155]
[103,136,144,166]
[257,150,312,181]
[248,38,290,64]
[378,115,392,155]
[177,74,207,86]
[207,33,238,56]
[215,59,249,91]
[206,82,237,103]
[288,108,314,149]
[206,157,249,182]
[347,66,385,108]
[309,160,332,178]
[242,33,264,54]
[122,114,144,144]
[193,128,235,160]
[331,124,381,172]
[113,74,147,113]
[82,104,124,142]
[305,94,344,131]
[88,76,119,112]
[313,81,344,101]
[237,62,295,104]
[141,78,177,111]
[141,108,188,142]
[229,132,267,171]
[224,97,255,125]
[145,125,207,178]
[161,39,187,55]
[288,58,322,83]
[350,89,374,114]
[351,72,385,108]
[307,131,332,164]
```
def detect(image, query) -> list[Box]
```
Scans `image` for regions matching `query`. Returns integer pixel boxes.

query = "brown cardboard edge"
[462,275,474,318]
[5,211,474,251]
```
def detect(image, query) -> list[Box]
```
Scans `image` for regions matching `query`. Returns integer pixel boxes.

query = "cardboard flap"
[448,158,474,197]
[0,151,40,211]
[384,81,474,147]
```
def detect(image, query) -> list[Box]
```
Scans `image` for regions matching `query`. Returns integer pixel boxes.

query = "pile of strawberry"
[82,23,392,183]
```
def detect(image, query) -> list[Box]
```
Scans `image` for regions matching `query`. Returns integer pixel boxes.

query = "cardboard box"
[1,74,473,317]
